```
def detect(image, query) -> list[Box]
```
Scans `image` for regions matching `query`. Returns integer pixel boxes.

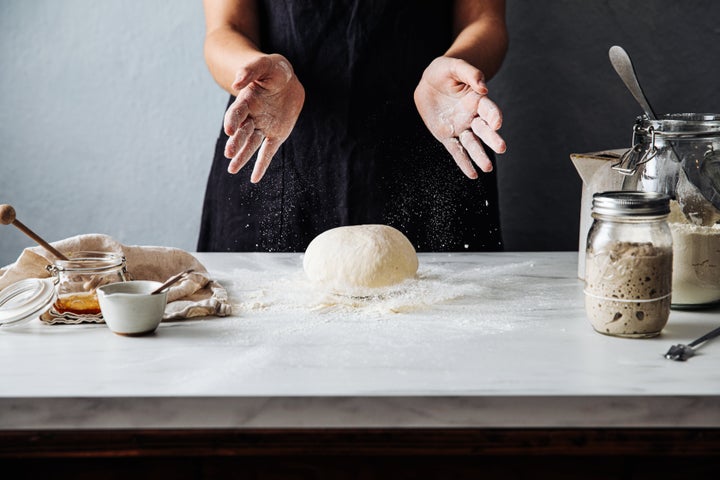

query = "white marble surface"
[1,252,719,429]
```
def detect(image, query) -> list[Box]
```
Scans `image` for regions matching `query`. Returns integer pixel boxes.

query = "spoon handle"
[0,204,69,261]
[609,45,657,120]
[687,324,720,348]
[151,268,195,295]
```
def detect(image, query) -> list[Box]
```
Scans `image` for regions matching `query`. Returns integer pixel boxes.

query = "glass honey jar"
[43,251,128,324]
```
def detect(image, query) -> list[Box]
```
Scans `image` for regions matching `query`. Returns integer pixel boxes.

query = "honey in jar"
[44,251,127,324]
[53,291,102,315]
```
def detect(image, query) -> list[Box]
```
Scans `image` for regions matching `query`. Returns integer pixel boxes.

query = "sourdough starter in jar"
[585,242,672,336]
[584,192,673,338]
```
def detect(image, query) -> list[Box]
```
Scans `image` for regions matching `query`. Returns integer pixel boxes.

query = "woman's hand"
[223,53,305,183]
[414,56,506,179]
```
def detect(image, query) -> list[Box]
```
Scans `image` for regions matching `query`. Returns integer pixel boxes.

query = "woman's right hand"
[223,53,305,183]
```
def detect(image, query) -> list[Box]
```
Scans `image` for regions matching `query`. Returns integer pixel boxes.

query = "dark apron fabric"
[197,0,503,252]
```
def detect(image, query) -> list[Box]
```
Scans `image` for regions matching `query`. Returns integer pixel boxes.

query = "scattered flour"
[172,258,578,383]
[225,264,479,316]
[194,258,570,369]
[216,259,550,323]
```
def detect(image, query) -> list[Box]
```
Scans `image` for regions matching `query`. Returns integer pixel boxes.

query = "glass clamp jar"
[44,251,128,324]
[584,191,673,338]
[611,113,720,206]
[612,113,720,308]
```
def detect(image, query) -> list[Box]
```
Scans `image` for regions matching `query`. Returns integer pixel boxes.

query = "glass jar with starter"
[44,251,128,324]
[612,114,720,308]
[584,191,673,338]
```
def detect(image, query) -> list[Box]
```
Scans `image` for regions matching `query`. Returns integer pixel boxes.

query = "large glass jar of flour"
[614,114,720,308]
[584,191,673,338]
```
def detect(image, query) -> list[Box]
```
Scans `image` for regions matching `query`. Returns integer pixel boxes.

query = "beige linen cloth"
[0,233,232,323]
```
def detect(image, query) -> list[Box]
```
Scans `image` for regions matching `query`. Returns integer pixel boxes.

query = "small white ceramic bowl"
[96,281,167,336]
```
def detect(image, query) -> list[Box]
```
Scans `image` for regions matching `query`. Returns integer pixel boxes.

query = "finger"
[224,119,255,159]
[471,117,507,154]
[223,100,249,136]
[250,138,282,183]
[450,59,487,95]
[459,130,493,173]
[441,137,478,179]
[477,96,503,130]
[227,129,264,174]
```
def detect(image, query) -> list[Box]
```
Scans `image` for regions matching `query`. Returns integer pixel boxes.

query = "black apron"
[197,0,503,252]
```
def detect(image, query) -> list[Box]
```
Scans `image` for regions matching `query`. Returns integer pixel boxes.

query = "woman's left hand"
[414,56,506,179]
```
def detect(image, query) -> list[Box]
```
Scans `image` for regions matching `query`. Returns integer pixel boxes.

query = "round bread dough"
[303,224,418,293]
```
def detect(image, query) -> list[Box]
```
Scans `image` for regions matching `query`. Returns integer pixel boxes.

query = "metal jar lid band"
[592,191,670,216]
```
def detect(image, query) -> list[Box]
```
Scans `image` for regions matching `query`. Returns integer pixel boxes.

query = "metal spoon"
[664,324,720,361]
[608,45,657,120]
[151,269,194,295]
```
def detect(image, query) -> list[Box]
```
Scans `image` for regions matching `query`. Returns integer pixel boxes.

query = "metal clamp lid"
[612,124,658,176]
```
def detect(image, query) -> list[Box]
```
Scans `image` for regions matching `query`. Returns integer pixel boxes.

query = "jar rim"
[636,113,720,136]
[592,191,670,216]
[52,251,125,272]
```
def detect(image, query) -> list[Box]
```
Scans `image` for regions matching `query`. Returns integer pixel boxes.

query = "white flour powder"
[668,201,720,305]
[226,264,487,315]
[669,222,720,305]
[217,259,549,326]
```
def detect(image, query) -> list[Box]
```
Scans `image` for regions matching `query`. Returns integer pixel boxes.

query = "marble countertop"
[1,252,718,430]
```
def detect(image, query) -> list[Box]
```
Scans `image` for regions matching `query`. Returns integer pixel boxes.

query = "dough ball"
[303,224,418,293]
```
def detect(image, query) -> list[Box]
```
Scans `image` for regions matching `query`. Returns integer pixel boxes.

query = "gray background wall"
[2,0,719,267]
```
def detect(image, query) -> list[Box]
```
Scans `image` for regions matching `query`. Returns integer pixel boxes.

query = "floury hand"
[223,54,305,183]
[414,56,506,178]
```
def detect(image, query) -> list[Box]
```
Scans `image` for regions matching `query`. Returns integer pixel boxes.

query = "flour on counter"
[219,260,548,319]
[200,257,571,358]
[226,265,472,315]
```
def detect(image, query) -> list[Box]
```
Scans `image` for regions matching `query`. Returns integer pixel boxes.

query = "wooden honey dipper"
[0,204,69,260]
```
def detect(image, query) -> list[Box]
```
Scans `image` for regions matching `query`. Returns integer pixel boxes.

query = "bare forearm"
[204,29,265,94]
[203,0,264,95]
[446,0,508,80]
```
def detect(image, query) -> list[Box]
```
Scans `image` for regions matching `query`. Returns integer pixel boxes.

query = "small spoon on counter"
[664,324,720,361]
[0,204,69,261]
[151,268,195,295]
